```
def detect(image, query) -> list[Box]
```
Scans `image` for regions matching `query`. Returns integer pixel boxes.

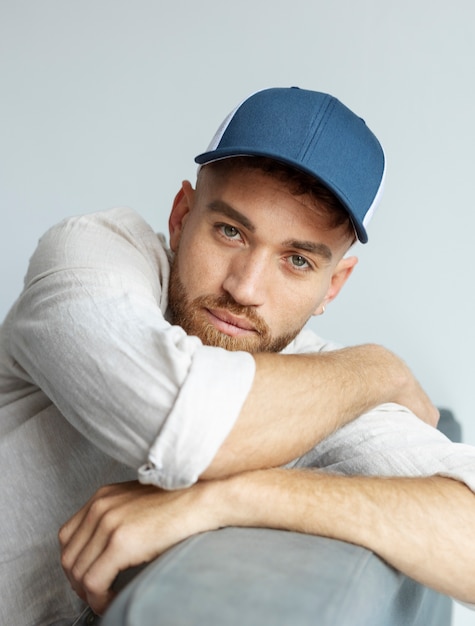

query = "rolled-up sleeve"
[5,208,256,489]
[292,403,475,493]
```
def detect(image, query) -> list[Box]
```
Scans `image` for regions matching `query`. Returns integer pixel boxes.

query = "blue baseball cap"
[195,87,386,243]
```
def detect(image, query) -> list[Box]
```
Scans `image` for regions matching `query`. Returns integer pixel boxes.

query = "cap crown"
[195,87,385,243]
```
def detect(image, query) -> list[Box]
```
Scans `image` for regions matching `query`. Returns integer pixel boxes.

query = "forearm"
[60,470,475,614]
[203,344,438,479]
[215,468,475,603]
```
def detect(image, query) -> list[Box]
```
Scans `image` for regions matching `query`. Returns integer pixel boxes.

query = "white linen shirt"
[1,207,474,625]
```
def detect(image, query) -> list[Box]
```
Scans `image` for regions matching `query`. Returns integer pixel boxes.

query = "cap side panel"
[362,154,386,229]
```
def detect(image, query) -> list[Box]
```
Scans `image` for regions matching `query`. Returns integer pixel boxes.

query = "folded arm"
[8,210,437,487]
[223,469,475,603]
[59,469,475,615]
[202,346,439,479]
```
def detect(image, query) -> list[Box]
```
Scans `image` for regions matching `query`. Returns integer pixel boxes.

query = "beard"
[167,257,301,353]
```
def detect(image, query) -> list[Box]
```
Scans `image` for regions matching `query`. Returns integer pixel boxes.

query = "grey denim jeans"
[101,527,452,626]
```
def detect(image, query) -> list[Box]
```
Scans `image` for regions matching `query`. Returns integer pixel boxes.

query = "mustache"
[193,294,270,336]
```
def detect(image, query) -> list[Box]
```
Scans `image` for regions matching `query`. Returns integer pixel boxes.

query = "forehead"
[195,164,354,246]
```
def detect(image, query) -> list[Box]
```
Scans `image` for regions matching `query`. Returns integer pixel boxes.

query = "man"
[1,87,474,625]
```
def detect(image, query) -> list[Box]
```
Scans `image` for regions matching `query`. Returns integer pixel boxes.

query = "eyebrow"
[282,239,333,262]
[206,199,333,262]
[207,200,256,232]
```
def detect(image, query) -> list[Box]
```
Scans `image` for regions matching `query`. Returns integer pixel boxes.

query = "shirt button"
[86,611,97,624]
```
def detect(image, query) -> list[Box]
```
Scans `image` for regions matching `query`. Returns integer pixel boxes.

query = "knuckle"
[87,493,121,525]
[89,498,108,517]
[95,484,114,497]
[57,525,67,545]
[60,550,73,571]
[108,525,128,548]
[82,570,97,594]
[88,497,106,515]
[70,563,84,584]
[99,509,121,534]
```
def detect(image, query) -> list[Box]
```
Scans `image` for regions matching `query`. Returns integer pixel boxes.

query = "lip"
[205,308,258,337]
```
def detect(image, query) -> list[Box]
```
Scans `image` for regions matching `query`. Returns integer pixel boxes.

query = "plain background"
[1,2,474,624]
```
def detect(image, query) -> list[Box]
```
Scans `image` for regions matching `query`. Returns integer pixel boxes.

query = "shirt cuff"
[138,345,256,489]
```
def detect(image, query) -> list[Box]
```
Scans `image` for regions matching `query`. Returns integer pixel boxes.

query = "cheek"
[176,238,226,297]
[266,288,321,335]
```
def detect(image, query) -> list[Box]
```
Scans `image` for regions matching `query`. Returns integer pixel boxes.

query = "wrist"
[342,343,412,407]
[213,469,293,531]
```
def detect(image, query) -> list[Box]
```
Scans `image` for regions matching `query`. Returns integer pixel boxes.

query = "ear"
[313,256,358,315]
[168,180,195,252]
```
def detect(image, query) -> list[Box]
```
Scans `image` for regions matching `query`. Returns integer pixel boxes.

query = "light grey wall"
[1,3,474,623]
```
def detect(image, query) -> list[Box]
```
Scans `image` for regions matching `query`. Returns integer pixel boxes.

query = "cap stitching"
[299,96,335,162]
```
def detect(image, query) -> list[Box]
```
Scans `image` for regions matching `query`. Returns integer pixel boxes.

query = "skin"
[167,166,358,352]
[59,165,452,614]
[167,165,438,477]
[59,472,475,615]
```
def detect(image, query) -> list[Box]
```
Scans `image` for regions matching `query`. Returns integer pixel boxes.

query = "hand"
[393,375,439,427]
[372,345,439,427]
[59,480,219,615]
[318,344,440,428]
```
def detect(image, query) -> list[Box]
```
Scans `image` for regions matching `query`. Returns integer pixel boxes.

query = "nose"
[222,250,269,307]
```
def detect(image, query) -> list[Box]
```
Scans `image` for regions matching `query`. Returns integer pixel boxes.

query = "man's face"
[167,165,356,353]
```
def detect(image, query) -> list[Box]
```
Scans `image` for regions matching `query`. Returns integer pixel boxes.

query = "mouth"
[205,308,258,337]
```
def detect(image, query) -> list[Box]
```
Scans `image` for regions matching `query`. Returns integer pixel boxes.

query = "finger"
[60,495,115,593]
[63,487,141,599]
[58,499,92,548]
[68,517,115,597]
[60,483,131,562]
[59,485,116,547]
[62,483,162,607]
[81,530,141,615]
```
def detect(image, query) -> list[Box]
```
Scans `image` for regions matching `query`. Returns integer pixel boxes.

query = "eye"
[218,223,242,240]
[289,254,310,270]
